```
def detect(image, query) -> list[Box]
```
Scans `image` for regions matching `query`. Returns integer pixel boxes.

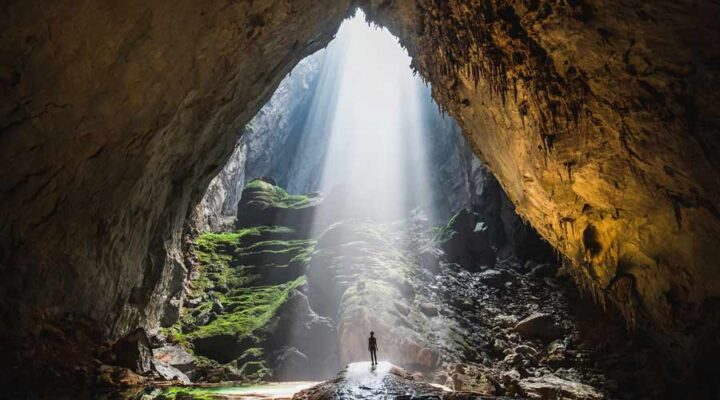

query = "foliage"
[432,210,461,244]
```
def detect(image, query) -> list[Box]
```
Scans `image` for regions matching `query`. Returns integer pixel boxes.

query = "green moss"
[237,361,270,381]
[235,239,316,265]
[158,387,224,400]
[432,210,461,244]
[189,276,306,340]
[243,179,311,209]
[167,218,317,366]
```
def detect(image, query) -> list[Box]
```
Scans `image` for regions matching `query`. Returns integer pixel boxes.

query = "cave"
[1,1,719,399]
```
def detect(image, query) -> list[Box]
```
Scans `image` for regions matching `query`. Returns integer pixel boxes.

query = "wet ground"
[291,362,500,399]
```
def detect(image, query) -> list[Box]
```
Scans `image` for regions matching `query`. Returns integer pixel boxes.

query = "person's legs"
[371,350,377,365]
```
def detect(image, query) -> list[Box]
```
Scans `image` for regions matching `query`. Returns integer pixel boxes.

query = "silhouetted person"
[368,331,378,365]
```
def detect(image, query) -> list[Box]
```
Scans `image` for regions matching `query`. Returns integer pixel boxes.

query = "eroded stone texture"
[358,0,720,365]
[0,0,352,338]
[1,0,719,385]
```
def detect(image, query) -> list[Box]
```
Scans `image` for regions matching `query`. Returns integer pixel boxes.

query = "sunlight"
[308,9,437,224]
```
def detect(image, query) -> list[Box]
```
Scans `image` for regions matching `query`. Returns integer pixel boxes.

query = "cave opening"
[160,9,611,398]
[182,9,518,382]
[2,1,719,399]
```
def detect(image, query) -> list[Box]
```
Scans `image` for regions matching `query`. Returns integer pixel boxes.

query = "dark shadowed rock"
[513,313,562,341]
[112,328,153,374]
[419,248,443,274]
[419,303,439,317]
[478,269,515,289]
[528,263,557,279]
[96,365,146,387]
[439,209,497,271]
[192,334,257,364]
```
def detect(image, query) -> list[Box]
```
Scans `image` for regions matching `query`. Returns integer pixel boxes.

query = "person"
[368,331,378,365]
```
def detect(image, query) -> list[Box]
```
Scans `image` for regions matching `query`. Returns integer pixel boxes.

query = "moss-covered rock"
[236,178,319,229]
[166,210,317,382]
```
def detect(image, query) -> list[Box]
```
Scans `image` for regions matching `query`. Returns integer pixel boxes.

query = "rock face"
[192,142,248,232]
[235,178,320,231]
[357,0,720,377]
[1,0,720,393]
[191,52,327,231]
[0,0,353,340]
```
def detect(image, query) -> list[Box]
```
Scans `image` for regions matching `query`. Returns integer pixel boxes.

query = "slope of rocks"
[147,180,670,399]
[357,1,720,372]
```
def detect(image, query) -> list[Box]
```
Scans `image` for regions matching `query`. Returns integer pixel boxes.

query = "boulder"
[112,328,153,374]
[419,302,439,317]
[96,365,146,387]
[153,344,195,372]
[273,347,310,380]
[514,344,538,357]
[236,179,319,231]
[447,364,498,394]
[514,313,563,341]
[439,209,497,271]
[541,340,571,368]
[268,290,337,378]
[416,347,438,369]
[493,338,508,354]
[494,314,518,328]
[478,269,515,289]
[152,360,191,384]
[419,248,443,274]
[518,374,604,400]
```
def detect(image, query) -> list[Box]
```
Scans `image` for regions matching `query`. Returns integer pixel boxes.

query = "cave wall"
[192,52,325,232]
[1,0,719,364]
[357,0,720,356]
[0,0,352,337]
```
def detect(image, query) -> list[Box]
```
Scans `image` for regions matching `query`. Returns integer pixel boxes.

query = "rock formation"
[357,0,720,379]
[154,180,674,398]
[0,0,353,339]
[1,0,719,396]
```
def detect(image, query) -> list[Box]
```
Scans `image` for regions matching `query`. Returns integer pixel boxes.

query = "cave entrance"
[167,9,554,386]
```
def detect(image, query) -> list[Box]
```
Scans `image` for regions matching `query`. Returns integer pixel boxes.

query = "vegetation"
[432,209,462,243]
[164,218,317,384]
[243,179,312,209]
[188,276,306,340]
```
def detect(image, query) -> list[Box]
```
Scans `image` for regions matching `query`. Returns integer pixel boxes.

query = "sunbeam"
[304,9,439,224]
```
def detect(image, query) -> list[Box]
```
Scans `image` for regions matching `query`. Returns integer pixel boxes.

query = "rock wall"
[1,0,719,380]
[0,0,352,338]
[357,0,720,361]
[192,141,248,232]
[191,51,327,232]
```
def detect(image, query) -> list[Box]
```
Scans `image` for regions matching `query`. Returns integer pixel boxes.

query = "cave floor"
[291,361,499,399]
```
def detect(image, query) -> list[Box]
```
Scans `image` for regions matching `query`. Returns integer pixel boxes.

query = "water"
[118,381,320,400]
